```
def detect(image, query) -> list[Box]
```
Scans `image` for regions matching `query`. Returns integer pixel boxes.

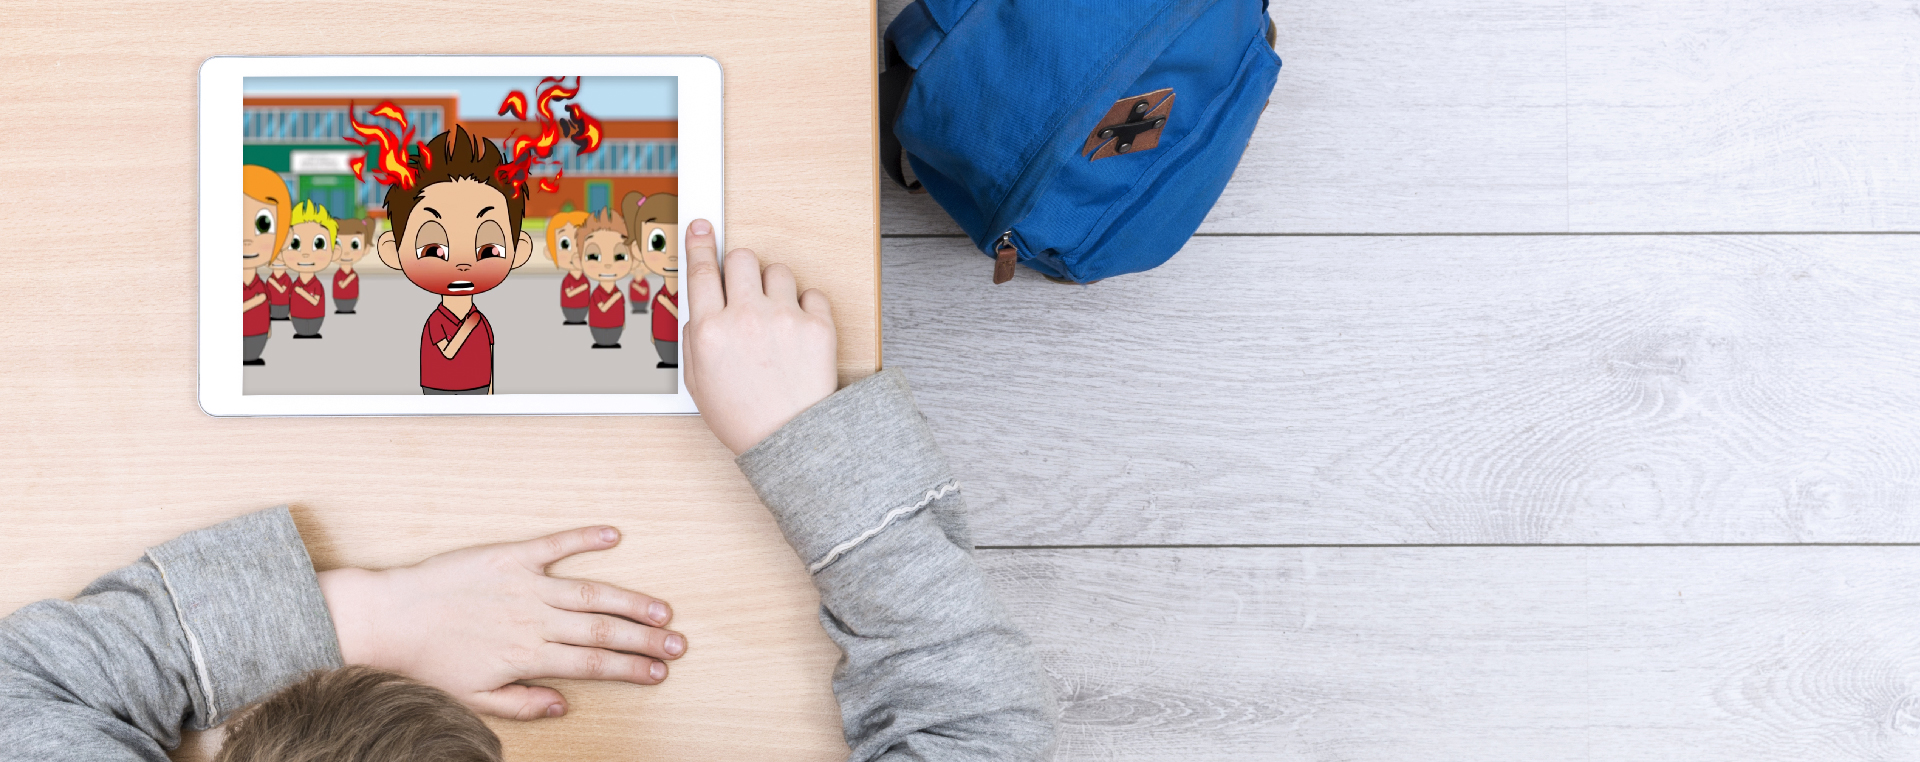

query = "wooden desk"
[0,2,877,759]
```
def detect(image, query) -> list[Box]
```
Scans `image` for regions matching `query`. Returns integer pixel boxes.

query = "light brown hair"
[578,207,625,241]
[213,666,501,762]
[334,218,372,240]
[620,192,677,242]
[382,125,526,241]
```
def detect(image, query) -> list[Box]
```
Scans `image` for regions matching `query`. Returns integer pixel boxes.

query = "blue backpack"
[882,0,1280,284]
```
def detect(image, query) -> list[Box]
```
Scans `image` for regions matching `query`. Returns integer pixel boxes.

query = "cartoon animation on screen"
[355,78,606,393]
[240,76,677,393]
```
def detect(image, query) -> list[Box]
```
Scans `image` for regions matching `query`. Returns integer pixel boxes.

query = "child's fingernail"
[650,602,670,623]
[547,703,565,717]
[665,634,686,656]
[600,527,618,543]
[650,661,667,680]
[689,219,711,235]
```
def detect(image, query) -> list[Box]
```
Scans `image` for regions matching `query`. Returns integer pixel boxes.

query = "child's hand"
[682,218,838,455]
[317,526,685,721]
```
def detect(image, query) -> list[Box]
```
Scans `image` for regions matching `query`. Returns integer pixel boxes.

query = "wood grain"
[983,546,1920,761]
[1566,0,1920,232]
[0,1,876,759]
[881,0,1920,236]
[884,235,1920,545]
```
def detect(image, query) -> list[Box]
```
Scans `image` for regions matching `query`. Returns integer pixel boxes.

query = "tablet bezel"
[199,56,718,416]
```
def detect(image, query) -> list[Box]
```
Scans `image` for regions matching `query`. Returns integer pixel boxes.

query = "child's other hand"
[317,526,685,721]
[683,218,838,455]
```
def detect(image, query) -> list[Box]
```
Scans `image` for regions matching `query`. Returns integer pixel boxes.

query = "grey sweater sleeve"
[736,369,1057,762]
[0,506,344,761]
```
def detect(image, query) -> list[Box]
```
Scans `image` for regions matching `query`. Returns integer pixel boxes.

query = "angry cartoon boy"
[577,208,632,348]
[283,200,335,338]
[622,191,678,368]
[242,165,291,366]
[332,218,373,314]
[375,126,534,395]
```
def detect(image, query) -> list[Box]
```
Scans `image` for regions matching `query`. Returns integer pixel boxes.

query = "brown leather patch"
[1082,88,1174,161]
[993,241,1018,284]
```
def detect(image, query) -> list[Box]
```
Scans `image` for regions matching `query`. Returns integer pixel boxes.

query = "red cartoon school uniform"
[650,288,679,367]
[628,275,650,314]
[243,276,270,365]
[244,278,270,337]
[588,286,625,348]
[267,270,293,320]
[289,275,327,338]
[560,272,590,324]
[419,304,494,394]
[332,268,360,313]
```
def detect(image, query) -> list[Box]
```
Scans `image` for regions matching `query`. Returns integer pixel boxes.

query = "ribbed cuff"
[736,369,958,573]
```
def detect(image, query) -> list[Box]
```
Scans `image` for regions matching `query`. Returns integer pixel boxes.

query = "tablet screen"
[238,75,681,397]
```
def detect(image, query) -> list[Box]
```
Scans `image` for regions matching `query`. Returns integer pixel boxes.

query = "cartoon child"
[624,199,651,317]
[267,260,293,321]
[331,218,373,314]
[282,200,335,338]
[547,210,592,324]
[242,165,291,366]
[578,208,633,348]
[375,126,535,394]
[622,191,679,368]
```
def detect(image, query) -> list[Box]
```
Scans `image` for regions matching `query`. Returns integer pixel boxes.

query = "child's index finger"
[683,218,726,319]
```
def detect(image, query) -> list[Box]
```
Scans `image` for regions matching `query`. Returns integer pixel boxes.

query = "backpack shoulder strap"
[879,39,921,192]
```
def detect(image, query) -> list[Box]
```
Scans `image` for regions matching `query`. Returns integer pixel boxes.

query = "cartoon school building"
[241,95,677,229]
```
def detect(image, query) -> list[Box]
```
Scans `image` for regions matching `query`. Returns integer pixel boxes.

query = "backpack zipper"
[992,231,1018,284]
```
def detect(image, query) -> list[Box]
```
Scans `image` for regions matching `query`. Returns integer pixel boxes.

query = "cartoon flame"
[343,100,425,190]
[534,77,576,126]
[493,77,605,198]
[494,152,537,199]
[565,103,604,153]
[348,155,366,182]
[497,90,528,121]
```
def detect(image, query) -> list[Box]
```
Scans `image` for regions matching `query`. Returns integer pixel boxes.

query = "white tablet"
[199,56,721,416]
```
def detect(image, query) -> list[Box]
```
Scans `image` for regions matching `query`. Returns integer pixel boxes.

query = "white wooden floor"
[878,1,1920,759]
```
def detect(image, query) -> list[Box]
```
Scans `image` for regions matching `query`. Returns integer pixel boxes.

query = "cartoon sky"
[245,76,677,120]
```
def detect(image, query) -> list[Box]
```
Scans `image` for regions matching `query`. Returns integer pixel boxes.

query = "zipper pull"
[992,232,1017,284]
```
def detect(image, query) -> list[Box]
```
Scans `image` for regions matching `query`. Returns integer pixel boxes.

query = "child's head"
[577,208,632,284]
[283,200,338,276]
[213,666,499,762]
[333,218,374,267]
[546,210,591,273]
[376,126,534,296]
[620,192,678,280]
[243,165,291,271]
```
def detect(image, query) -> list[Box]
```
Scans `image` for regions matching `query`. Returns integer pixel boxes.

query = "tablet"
[199,56,721,416]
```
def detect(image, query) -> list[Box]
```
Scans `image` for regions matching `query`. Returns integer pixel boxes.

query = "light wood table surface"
[0,2,878,760]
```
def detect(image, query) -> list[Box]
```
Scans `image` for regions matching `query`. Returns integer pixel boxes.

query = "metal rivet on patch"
[1083,88,1175,161]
